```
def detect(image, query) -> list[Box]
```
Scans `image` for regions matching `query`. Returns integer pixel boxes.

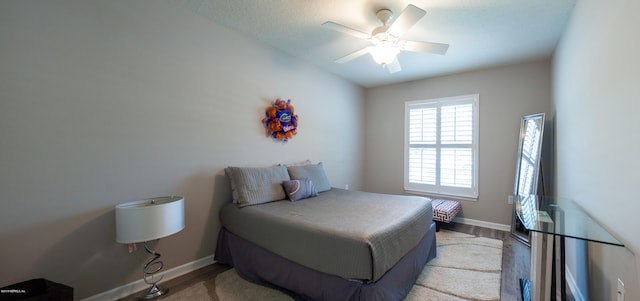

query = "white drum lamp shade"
[116,196,185,243]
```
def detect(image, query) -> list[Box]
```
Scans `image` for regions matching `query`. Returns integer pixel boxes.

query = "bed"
[214,163,437,301]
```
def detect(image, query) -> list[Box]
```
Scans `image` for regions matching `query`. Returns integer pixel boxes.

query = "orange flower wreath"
[262,99,298,141]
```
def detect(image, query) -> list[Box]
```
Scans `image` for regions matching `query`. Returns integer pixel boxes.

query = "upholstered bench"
[432,199,461,231]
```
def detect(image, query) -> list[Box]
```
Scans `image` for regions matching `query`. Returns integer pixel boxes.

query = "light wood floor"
[118,222,530,301]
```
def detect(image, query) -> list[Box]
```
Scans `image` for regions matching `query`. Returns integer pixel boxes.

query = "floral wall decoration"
[262,98,298,142]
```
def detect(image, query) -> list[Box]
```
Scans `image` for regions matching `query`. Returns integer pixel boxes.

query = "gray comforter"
[219,188,433,281]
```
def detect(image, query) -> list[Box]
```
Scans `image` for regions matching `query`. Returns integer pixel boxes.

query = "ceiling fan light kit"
[368,43,399,65]
[322,4,449,74]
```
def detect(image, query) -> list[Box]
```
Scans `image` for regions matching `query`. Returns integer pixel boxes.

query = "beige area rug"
[406,230,503,301]
[163,230,503,301]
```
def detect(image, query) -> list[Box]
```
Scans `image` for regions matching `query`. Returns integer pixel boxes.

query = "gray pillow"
[282,178,318,202]
[287,162,331,192]
[225,165,290,207]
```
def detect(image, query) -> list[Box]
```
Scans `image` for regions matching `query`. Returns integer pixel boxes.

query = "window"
[404,94,479,199]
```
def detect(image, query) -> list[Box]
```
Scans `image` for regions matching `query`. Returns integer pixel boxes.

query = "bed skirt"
[214,221,437,301]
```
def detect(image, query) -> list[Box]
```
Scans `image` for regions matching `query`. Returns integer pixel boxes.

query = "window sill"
[404,189,478,201]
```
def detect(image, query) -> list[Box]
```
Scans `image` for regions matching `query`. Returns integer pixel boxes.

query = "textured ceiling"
[169,0,576,87]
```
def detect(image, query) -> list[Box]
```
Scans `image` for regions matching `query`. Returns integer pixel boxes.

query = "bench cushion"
[432,199,461,223]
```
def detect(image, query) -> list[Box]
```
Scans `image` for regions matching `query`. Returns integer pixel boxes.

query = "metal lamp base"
[139,284,168,300]
[139,241,169,300]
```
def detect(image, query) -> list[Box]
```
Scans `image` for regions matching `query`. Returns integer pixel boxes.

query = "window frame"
[403,94,479,199]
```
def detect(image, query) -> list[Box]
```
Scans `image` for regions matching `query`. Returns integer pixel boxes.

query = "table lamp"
[116,196,185,300]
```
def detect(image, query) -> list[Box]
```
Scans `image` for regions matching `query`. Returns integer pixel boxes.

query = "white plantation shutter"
[404,95,479,199]
[408,107,437,185]
[408,148,436,184]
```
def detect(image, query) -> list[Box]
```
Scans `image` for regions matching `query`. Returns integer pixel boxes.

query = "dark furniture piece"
[0,278,73,301]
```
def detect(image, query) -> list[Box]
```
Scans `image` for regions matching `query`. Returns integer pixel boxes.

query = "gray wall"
[363,61,551,226]
[553,0,640,300]
[0,1,363,299]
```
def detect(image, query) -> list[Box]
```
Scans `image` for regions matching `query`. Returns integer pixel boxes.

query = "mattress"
[219,188,433,281]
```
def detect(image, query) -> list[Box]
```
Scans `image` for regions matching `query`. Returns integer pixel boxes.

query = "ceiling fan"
[322,4,449,73]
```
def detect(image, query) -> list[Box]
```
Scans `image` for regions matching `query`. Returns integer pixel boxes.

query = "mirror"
[511,113,545,245]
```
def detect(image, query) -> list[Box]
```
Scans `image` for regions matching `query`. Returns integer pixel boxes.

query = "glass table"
[515,195,624,301]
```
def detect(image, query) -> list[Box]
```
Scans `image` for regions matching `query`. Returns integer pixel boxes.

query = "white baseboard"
[453,217,511,232]
[81,255,215,301]
[565,264,586,301]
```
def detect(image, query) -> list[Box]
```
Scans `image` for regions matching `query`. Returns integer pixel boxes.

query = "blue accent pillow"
[282,178,318,202]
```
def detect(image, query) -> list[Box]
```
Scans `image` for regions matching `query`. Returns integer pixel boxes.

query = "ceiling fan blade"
[335,47,370,64]
[400,40,449,55]
[387,4,426,38]
[322,21,371,40]
[386,58,402,73]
